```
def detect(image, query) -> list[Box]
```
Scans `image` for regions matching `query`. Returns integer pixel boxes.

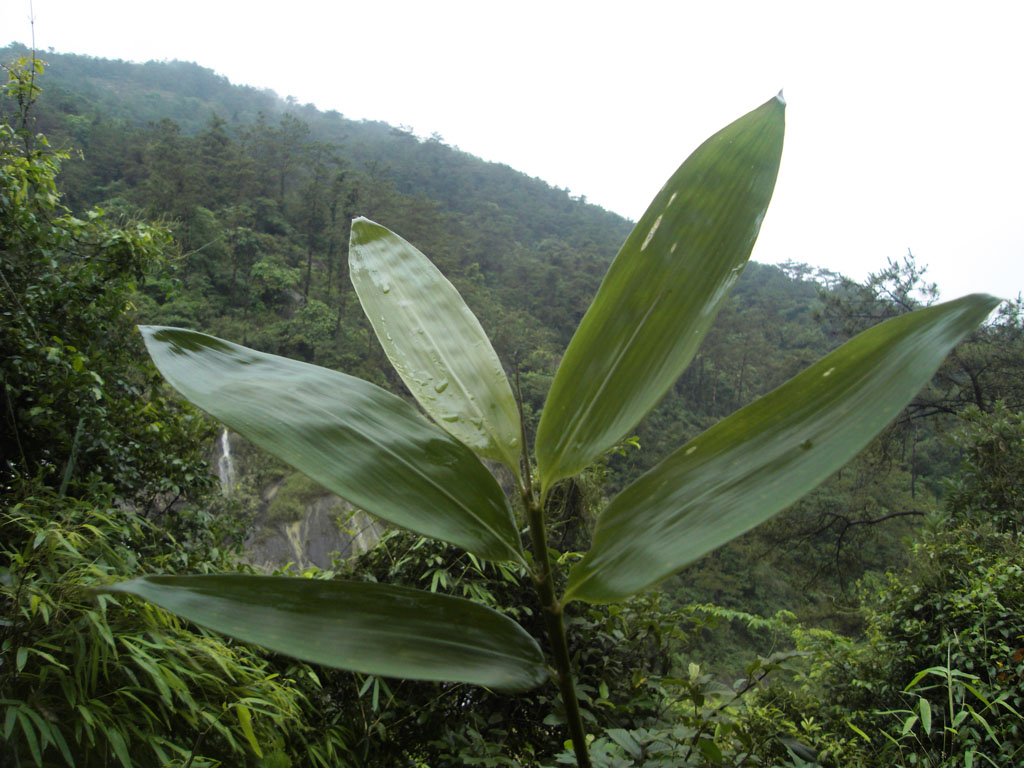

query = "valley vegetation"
[2,46,1023,767]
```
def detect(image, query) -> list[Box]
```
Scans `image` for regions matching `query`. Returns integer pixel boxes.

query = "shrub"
[0,489,347,767]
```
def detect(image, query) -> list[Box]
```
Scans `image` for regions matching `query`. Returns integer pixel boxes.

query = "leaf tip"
[350,216,386,248]
[775,90,786,106]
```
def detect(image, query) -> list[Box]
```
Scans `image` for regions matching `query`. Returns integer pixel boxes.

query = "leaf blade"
[235,704,262,758]
[102,575,547,692]
[566,294,1000,603]
[139,326,522,562]
[350,218,523,472]
[536,95,786,491]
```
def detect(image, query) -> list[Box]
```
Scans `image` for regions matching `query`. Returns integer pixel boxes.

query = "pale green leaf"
[350,218,523,472]
[901,715,919,736]
[236,704,262,757]
[847,722,872,743]
[536,95,785,492]
[566,294,999,603]
[919,697,932,735]
[140,326,522,563]
[101,575,548,692]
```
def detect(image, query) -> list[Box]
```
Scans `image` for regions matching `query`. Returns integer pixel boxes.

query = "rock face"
[214,431,515,574]
[212,430,385,572]
[244,482,385,572]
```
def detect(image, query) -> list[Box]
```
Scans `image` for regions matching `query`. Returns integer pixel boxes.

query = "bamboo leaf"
[919,697,932,735]
[350,218,523,472]
[847,722,872,743]
[901,715,919,736]
[104,725,132,768]
[536,95,785,492]
[15,709,41,766]
[101,575,548,692]
[2,704,14,739]
[566,294,1000,603]
[49,726,74,768]
[236,704,262,757]
[140,326,522,563]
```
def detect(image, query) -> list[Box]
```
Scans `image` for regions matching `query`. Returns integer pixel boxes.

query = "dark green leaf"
[566,294,1000,603]
[104,725,132,768]
[15,709,41,766]
[606,728,642,758]
[102,575,548,691]
[697,737,724,763]
[536,95,785,492]
[139,326,522,562]
[350,218,523,472]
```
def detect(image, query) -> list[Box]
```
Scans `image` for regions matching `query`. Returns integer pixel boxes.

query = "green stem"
[524,489,591,768]
[513,367,589,767]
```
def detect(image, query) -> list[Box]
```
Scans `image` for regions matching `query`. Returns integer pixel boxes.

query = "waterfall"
[217,428,236,494]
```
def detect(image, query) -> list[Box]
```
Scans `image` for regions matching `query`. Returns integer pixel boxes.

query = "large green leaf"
[139,326,523,563]
[536,95,785,493]
[349,218,523,473]
[101,575,547,691]
[565,294,1000,603]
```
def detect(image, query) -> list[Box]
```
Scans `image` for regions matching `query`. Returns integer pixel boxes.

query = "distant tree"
[0,60,211,503]
[1,57,358,768]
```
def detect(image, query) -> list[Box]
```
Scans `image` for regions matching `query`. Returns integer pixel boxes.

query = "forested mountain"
[0,43,835,446]
[3,46,1023,767]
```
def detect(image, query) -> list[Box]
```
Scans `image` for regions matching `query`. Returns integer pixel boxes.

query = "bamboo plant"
[101,95,999,766]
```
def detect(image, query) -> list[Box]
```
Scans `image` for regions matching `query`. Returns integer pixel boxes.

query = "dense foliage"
[1,490,352,767]
[1,55,346,767]
[1,47,1021,767]
[760,406,1024,767]
[0,61,211,504]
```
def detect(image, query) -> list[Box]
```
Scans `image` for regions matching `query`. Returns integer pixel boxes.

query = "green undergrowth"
[0,487,351,767]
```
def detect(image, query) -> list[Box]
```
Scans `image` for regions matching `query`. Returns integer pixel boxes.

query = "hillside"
[7,39,1023,635]
[0,43,940,599]
[4,46,1024,768]
[3,43,630,244]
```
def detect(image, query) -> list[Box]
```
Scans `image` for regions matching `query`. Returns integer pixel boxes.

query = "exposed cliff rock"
[212,430,384,572]
[243,479,384,572]
[214,432,517,573]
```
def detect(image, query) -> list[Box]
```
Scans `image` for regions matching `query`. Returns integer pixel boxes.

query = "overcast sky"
[4,0,1022,301]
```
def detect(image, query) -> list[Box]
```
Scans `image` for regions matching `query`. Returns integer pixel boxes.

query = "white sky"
[4,0,1022,300]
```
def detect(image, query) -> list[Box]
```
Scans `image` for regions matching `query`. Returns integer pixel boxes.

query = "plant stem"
[523,489,592,768]
[513,370,589,767]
